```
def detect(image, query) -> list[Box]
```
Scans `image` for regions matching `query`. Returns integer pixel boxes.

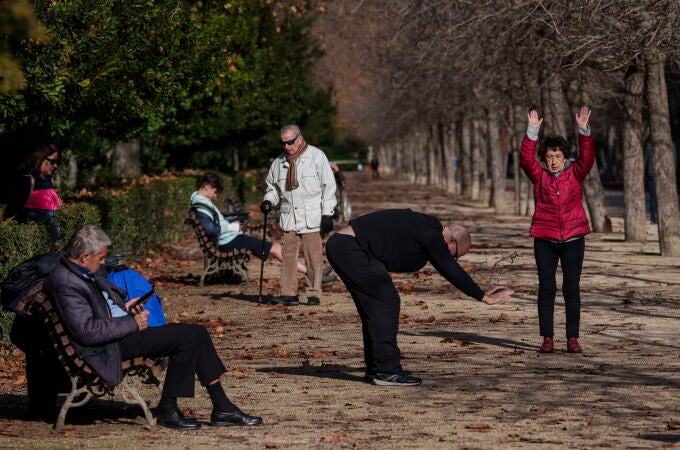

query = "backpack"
[1,253,60,315]
[105,266,166,327]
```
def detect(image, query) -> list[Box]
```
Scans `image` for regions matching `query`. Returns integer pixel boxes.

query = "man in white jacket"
[261,125,337,306]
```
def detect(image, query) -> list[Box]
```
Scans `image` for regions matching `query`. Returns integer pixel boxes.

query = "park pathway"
[1,171,679,449]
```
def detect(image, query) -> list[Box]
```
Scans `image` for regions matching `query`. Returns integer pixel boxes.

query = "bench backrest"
[184,212,252,260]
[17,282,100,381]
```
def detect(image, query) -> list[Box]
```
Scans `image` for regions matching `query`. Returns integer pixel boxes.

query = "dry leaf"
[321,433,341,442]
[400,283,413,292]
[466,423,490,430]
[313,350,325,358]
[265,443,281,448]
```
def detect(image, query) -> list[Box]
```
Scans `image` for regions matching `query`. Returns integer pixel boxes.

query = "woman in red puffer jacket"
[520,106,595,355]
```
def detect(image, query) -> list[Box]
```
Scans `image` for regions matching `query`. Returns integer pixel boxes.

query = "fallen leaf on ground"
[321,433,341,442]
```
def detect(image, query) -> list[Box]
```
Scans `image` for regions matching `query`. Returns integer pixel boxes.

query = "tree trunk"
[65,154,78,190]
[545,75,570,137]
[111,136,142,177]
[461,119,472,198]
[512,103,531,216]
[444,122,459,194]
[622,64,647,242]
[233,150,240,172]
[435,122,448,190]
[479,118,490,204]
[645,49,680,256]
[487,109,507,213]
[470,119,481,201]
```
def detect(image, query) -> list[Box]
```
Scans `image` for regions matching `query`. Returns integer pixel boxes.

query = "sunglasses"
[280,134,299,146]
[44,156,59,166]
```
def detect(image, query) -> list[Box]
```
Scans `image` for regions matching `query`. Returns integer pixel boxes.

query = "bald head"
[443,224,471,258]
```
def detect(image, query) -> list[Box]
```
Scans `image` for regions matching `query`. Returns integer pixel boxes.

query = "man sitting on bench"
[44,225,262,430]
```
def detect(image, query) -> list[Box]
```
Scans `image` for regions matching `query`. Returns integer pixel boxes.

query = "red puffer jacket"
[520,133,595,241]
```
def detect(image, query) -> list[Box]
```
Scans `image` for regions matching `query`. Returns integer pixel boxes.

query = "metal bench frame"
[184,212,252,287]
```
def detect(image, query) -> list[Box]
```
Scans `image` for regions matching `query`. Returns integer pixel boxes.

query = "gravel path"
[1,172,679,449]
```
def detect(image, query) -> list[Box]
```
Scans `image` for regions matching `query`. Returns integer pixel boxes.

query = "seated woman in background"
[190,171,306,274]
[3,143,62,251]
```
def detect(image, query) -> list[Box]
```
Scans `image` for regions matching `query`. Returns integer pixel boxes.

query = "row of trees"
[318,0,680,255]
[0,0,336,193]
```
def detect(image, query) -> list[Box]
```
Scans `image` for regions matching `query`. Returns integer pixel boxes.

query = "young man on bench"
[190,171,306,274]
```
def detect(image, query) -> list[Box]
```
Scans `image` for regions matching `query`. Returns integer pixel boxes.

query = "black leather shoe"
[156,407,201,430]
[210,408,263,426]
[307,296,320,306]
[272,295,299,306]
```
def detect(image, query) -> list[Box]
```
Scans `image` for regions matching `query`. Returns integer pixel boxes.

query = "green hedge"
[94,176,197,257]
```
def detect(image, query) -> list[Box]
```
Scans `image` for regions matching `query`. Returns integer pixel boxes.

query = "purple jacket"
[44,257,139,386]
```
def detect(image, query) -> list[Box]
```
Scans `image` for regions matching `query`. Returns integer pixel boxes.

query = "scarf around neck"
[285,142,308,190]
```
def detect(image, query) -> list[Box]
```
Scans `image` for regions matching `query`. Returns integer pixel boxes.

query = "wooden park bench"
[184,209,252,287]
[15,282,162,430]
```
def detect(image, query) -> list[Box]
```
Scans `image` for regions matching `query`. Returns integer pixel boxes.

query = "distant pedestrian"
[370,158,380,179]
[520,105,595,354]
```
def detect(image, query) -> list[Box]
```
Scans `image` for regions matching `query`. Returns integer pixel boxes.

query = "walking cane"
[258,212,269,303]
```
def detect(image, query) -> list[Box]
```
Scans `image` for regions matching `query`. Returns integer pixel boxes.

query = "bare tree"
[622,64,647,242]
[645,49,680,255]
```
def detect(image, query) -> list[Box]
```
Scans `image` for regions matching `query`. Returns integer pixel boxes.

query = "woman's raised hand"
[575,105,591,129]
[527,108,543,128]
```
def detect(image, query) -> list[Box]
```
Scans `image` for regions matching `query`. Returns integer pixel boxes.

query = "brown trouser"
[280,231,322,298]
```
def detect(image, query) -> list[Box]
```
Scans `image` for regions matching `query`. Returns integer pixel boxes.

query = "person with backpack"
[3,143,62,251]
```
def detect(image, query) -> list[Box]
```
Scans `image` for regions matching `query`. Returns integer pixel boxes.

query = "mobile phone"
[131,286,155,307]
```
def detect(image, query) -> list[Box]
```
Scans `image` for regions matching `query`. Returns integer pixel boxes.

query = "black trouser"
[326,234,403,375]
[534,237,585,339]
[119,323,226,398]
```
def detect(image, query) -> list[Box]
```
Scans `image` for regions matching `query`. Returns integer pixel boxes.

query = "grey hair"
[63,225,112,259]
[280,124,301,135]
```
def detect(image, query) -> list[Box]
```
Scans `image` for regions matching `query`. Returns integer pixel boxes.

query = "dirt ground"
[1,171,680,449]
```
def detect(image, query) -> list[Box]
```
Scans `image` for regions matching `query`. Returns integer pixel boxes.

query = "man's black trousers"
[119,323,226,398]
[326,233,404,375]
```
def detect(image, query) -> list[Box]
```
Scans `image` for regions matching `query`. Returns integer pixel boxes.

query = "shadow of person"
[256,364,366,383]
[406,330,536,352]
